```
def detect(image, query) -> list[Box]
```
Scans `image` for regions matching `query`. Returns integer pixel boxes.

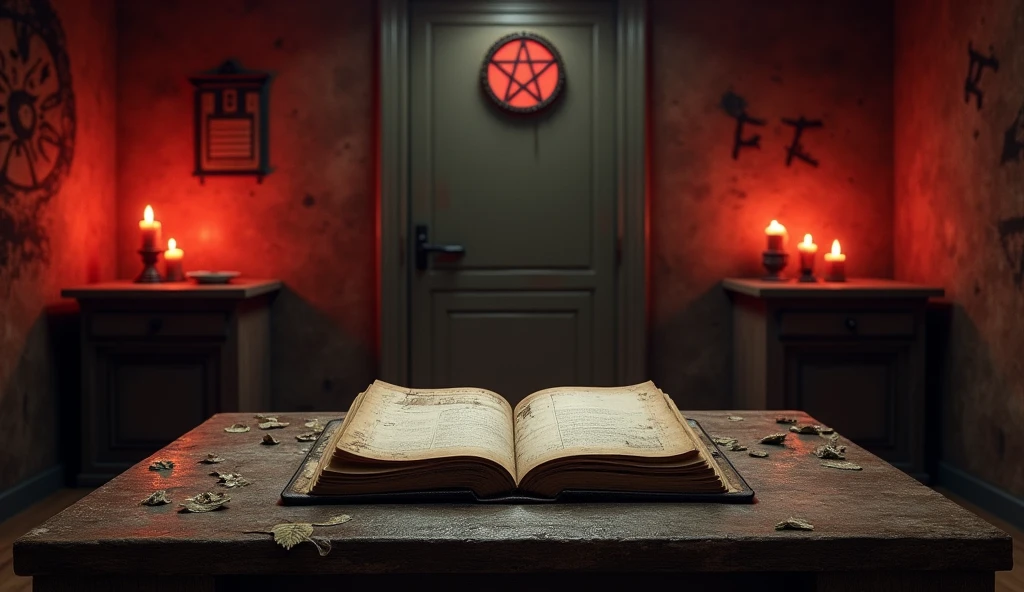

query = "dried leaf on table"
[312,514,352,527]
[255,414,278,422]
[198,453,225,464]
[267,523,332,556]
[789,424,821,434]
[812,444,846,460]
[258,420,290,430]
[262,434,280,446]
[775,517,814,531]
[775,417,799,424]
[727,442,747,452]
[759,433,788,445]
[817,426,835,434]
[148,460,174,471]
[726,415,744,421]
[821,460,862,471]
[141,490,171,506]
[224,423,250,433]
[295,432,319,442]
[304,419,325,434]
[179,491,230,513]
[712,436,738,446]
[748,449,769,458]
[210,471,251,488]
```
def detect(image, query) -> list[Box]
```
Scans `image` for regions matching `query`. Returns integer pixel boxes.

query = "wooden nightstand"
[723,278,943,481]
[62,279,281,485]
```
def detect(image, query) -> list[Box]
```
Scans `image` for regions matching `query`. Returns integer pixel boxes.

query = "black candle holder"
[135,248,163,283]
[762,250,789,281]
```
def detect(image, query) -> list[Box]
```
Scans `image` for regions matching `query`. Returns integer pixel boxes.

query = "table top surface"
[723,278,945,299]
[14,411,1010,576]
[61,278,282,300]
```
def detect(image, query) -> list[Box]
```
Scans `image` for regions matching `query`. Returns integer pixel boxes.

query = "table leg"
[33,575,216,591]
[817,571,994,592]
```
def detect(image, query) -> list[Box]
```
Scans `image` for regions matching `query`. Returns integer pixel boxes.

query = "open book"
[306,380,736,499]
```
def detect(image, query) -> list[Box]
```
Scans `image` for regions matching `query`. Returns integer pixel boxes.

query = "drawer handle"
[844,317,858,331]
[147,318,163,334]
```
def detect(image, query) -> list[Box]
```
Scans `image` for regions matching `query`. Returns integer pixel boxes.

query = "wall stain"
[1001,102,1024,165]
[997,216,1024,287]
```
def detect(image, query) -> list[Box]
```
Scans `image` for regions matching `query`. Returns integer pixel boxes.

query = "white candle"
[164,238,184,281]
[139,205,161,251]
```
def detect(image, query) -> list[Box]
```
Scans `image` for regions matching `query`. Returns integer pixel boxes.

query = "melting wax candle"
[164,238,184,281]
[139,205,162,251]
[824,239,846,282]
[765,219,787,251]
[798,234,818,282]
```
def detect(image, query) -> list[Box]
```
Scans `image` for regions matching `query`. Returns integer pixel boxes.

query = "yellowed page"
[512,381,696,480]
[334,380,516,477]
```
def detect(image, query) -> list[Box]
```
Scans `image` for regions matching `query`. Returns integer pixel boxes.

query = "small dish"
[186,271,241,284]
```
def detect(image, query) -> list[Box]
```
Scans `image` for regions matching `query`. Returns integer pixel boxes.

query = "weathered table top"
[14,411,1011,577]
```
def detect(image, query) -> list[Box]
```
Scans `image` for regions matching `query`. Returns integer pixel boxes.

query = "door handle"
[415,224,465,270]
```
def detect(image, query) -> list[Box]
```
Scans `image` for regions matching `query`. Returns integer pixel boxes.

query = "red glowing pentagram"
[482,32,564,113]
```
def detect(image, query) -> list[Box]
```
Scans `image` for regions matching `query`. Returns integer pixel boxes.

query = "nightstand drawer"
[90,312,228,338]
[779,311,915,338]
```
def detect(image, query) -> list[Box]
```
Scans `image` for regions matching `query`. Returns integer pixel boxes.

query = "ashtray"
[186,271,241,284]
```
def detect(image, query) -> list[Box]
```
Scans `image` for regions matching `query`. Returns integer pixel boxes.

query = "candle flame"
[168,238,176,250]
[802,233,813,246]
[765,219,786,234]
[831,239,842,256]
[144,205,153,223]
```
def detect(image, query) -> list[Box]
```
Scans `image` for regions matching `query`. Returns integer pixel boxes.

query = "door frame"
[378,0,648,386]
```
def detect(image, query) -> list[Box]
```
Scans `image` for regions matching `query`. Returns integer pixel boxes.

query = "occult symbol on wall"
[997,216,1024,288]
[1001,103,1024,165]
[721,92,765,161]
[965,42,998,111]
[482,32,565,114]
[782,116,823,168]
[0,0,75,282]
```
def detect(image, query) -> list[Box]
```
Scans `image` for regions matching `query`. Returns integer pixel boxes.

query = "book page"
[512,381,697,480]
[335,380,516,477]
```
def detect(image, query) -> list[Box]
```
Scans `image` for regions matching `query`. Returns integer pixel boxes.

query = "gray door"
[409,1,618,405]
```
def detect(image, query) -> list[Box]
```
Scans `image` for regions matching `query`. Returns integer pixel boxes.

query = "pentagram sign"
[482,32,565,113]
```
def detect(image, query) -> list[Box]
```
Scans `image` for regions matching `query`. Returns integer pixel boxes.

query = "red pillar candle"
[765,219,787,251]
[797,234,817,281]
[139,205,161,251]
[164,238,184,281]
[824,239,846,282]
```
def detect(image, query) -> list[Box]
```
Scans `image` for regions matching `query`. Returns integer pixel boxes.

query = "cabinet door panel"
[93,346,220,465]
[784,346,909,462]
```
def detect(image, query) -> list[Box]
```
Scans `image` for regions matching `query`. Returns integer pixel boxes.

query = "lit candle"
[164,238,184,281]
[797,234,817,281]
[139,205,162,251]
[765,219,787,251]
[824,239,846,282]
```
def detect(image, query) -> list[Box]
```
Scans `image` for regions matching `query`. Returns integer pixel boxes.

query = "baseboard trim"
[937,461,1024,532]
[0,465,65,524]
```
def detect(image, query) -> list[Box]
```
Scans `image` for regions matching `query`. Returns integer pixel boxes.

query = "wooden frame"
[378,0,648,385]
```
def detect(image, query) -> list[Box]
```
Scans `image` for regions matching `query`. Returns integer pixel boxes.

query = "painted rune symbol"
[483,33,564,113]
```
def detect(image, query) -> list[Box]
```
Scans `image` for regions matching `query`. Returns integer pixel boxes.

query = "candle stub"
[824,239,846,282]
[798,234,817,282]
[164,238,184,282]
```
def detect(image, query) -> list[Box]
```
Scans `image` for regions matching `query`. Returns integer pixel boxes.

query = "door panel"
[410,1,617,399]
[431,291,593,405]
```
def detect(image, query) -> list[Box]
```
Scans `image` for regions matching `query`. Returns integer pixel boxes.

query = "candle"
[824,239,846,282]
[139,205,162,251]
[164,238,184,281]
[798,234,817,281]
[765,219,787,251]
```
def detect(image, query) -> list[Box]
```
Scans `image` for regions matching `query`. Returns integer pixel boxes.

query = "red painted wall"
[895,0,1024,494]
[649,0,895,406]
[0,0,117,490]
[116,0,377,411]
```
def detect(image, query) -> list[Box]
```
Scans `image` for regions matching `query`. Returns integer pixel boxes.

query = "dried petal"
[726,415,744,422]
[198,454,225,464]
[312,514,351,527]
[295,432,319,442]
[148,460,174,471]
[210,471,251,488]
[141,490,171,506]
[748,449,769,458]
[759,433,788,445]
[179,491,230,513]
[818,426,835,434]
[712,436,738,446]
[775,417,799,424]
[255,414,278,422]
[225,423,250,433]
[812,444,846,460]
[775,517,814,531]
[258,420,290,430]
[262,434,280,445]
[821,460,862,471]
[789,424,821,434]
[271,523,314,550]
[727,442,747,452]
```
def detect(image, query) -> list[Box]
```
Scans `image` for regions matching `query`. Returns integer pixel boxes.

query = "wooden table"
[15,411,1011,591]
